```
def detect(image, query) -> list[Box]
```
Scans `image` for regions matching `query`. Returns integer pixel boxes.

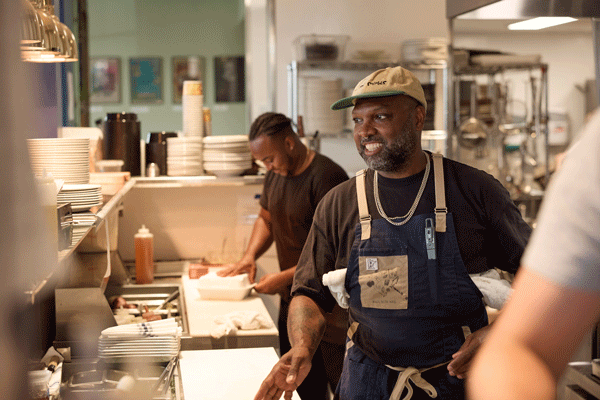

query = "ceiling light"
[508,17,577,30]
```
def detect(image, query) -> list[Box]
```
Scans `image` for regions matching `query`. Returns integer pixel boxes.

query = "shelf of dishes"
[25,179,136,305]
[58,179,136,264]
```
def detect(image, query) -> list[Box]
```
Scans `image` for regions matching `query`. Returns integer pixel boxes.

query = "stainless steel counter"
[563,362,600,399]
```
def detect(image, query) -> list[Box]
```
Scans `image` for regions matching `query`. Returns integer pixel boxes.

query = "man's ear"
[284,134,295,152]
[414,104,426,130]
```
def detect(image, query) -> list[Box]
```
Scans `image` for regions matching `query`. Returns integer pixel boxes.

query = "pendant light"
[21,0,78,63]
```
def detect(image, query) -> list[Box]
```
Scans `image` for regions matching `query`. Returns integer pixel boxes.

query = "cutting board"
[180,347,301,399]
[181,275,279,348]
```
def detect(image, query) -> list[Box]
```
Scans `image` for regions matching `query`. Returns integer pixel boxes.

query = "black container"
[102,112,141,176]
[146,132,178,176]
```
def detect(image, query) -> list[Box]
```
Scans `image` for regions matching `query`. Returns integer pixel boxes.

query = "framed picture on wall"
[172,56,205,104]
[214,55,245,103]
[90,57,121,103]
[129,57,163,104]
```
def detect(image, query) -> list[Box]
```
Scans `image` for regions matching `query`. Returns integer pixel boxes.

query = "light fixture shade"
[20,0,42,45]
[22,0,78,63]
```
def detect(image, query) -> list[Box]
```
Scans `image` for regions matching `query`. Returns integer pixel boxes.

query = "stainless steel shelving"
[287,60,449,142]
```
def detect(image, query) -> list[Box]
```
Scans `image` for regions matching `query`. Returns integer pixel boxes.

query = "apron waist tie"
[385,360,449,400]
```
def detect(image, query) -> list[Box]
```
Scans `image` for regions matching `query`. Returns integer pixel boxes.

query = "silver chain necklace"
[374,152,430,226]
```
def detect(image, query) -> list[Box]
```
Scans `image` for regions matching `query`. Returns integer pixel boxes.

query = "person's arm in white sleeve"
[467,267,600,400]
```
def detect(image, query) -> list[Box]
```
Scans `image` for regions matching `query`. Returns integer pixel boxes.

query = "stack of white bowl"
[166,137,203,176]
[28,138,90,184]
[299,77,344,135]
[202,135,252,178]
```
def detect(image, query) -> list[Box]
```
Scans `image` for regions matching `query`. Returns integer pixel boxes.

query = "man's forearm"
[287,295,326,357]
[244,211,274,261]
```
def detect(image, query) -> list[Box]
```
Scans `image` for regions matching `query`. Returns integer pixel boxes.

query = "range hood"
[448,0,600,19]
[447,0,600,118]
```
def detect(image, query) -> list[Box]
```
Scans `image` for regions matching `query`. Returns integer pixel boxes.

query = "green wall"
[88,0,248,138]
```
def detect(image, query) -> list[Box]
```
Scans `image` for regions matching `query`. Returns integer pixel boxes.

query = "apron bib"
[338,153,487,400]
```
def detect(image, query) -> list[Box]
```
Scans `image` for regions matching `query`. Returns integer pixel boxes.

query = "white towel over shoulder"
[470,269,513,310]
[322,269,349,309]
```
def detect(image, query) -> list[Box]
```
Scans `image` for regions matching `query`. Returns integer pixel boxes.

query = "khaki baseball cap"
[330,66,427,111]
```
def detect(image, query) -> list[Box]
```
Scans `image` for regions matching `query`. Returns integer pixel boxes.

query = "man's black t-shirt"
[292,153,532,313]
[260,152,349,273]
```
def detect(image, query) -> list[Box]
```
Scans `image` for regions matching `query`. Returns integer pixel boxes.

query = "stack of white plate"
[166,136,203,176]
[299,77,344,135]
[57,184,103,212]
[71,212,97,243]
[28,138,90,184]
[202,135,252,178]
[98,318,181,363]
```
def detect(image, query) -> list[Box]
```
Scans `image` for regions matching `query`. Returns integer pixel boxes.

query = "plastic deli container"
[196,272,255,300]
[293,34,350,61]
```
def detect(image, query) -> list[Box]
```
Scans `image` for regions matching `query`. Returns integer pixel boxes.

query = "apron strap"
[431,153,447,233]
[386,361,448,400]
[355,169,371,240]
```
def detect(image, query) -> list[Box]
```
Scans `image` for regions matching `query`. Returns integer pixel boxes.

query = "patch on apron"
[359,255,408,309]
[366,258,378,271]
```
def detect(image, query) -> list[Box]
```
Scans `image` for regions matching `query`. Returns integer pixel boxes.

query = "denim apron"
[337,153,488,400]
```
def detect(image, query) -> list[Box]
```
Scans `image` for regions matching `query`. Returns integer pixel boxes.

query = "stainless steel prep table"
[180,274,279,350]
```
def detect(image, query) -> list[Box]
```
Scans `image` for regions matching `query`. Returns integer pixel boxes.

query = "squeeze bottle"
[134,225,154,284]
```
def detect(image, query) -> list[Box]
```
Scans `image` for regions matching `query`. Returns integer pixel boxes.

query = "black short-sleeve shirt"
[292,154,532,314]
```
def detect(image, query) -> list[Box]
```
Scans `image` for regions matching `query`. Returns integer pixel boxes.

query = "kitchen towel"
[211,311,274,339]
[470,269,513,310]
[322,268,350,309]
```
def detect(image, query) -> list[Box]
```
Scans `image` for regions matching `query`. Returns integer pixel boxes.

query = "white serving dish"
[196,285,255,301]
[196,272,255,300]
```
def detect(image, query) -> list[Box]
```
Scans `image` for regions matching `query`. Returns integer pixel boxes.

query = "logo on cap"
[367,80,387,86]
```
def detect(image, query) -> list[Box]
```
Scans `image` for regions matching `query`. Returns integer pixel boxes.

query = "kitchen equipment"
[401,38,448,65]
[458,82,488,156]
[36,171,58,251]
[202,135,252,177]
[57,202,73,250]
[146,132,178,176]
[135,225,154,284]
[146,163,160,177]
[166,136,203,176]
[293,34,349,61]
[203,107,212,136]
[151,356,178,396]
[57,184,103,212]
[28,138,91,184]
[182,80,204,137]
[196,272,255,300]
[154,289,180,312]
[102,112,141,176]
[95,159,124,173]
[299,77,344,135]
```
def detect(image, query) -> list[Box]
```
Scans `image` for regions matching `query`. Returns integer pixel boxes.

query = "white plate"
[202,135,248,144]
[60,184,101,191]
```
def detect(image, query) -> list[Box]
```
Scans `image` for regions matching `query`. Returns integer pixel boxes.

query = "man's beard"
[360,115,419,172]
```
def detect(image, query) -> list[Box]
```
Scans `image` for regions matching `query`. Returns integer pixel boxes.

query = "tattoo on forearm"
[288,304,325,350]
